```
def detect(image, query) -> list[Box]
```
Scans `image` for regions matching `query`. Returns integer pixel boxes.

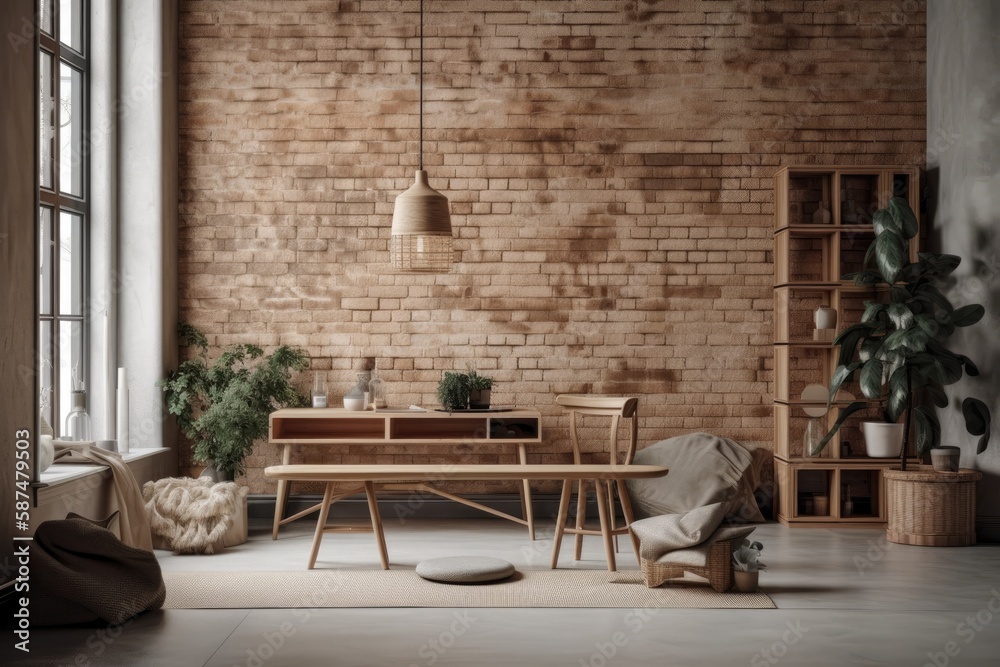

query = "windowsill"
[38,447,171,487]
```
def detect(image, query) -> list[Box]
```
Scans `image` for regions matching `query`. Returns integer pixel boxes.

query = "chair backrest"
[555,395,639,465]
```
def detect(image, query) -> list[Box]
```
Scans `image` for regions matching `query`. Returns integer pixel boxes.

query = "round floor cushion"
[415,556,516,584]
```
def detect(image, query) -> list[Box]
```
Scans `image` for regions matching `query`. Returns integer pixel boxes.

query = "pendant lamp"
[390,0,453,273]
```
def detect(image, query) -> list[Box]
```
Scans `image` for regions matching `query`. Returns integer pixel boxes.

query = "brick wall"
[177,0,927,494]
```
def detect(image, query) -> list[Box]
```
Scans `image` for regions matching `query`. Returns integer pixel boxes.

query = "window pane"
[59,0,83,53]
[39,52,54,189]
[39,321,54,432]
[40,208,53,315]
[41,0,53,35]
[57,320,85,433]
[59,212,84,315]
[59,62,83,197]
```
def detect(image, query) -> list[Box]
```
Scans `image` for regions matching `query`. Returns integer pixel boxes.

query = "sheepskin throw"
[143,477,248,554]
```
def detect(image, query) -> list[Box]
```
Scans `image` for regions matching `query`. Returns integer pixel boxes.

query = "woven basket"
[640,538,735,592]
[884,466,982,547]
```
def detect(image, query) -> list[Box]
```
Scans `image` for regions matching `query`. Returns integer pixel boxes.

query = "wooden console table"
[268,407,544,540]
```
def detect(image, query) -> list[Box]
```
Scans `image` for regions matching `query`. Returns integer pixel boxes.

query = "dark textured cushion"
[33,518,165,626]
[416,556,515,583]
[626,432,763,521]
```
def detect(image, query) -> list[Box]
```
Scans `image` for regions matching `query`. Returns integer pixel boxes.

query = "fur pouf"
[142,477,248,554]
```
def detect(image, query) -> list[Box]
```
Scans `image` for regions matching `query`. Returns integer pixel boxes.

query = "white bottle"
[312,373,328,408]
[116,368,129,453]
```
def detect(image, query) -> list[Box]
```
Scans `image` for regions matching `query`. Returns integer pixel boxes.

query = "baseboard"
[977,516,1000,543]
[249,492,610,523]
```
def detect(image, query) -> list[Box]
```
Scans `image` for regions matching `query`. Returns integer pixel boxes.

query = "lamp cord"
[419,0,423,171]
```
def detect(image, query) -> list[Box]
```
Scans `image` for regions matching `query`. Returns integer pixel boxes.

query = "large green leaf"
[813,401,869,456]
[913,406,942,455]
[887,196,919,240]
[956,355,980,377]
[962,398,992,453]
[925,341,967,385]
[861,302,886,324]
[886,366,910,423]
[889,286,912,304]
[887,303,914,329]
[849,270,883,286]
[872,208,900,237]
[951,304,985,327]
[859,358,884,400]
[915,313,955,341]
[912,283,955,313]
[858,337,884,363]
[875,229,906,284]
[834,323,873,367]
[918,252,961,278]
[827,361,862,408]
[926,383,949,408]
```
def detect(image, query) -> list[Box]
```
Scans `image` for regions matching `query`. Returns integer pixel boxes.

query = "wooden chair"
[553,395,640,570]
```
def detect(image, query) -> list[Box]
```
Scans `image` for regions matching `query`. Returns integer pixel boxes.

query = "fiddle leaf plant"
[814,197,991,469]
[160,323,309,477]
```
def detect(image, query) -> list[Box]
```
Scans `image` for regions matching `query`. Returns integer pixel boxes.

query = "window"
[38,0,89,434]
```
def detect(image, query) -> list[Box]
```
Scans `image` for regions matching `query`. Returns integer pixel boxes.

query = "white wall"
[927,0,1000,540]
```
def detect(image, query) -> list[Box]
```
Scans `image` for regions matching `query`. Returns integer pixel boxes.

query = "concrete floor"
[12,516,1000,666]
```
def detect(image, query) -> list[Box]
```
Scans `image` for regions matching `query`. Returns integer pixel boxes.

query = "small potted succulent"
[466,370,494,409]
[732,539,766,592]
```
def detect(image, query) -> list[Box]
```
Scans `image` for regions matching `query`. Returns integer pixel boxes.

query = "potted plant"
[467,370,494,409]
[437,371,470,411]
[814,196,991,545]
[436,369,496,411]
[732,539,766,592]
[161,323,309,480]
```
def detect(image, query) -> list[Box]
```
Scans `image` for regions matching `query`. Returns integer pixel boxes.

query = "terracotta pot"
[930,447,960,473]
[733,570,759,593]
[862,422,904,458]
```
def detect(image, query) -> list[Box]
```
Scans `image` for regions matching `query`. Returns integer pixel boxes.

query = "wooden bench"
[264,464,669,571]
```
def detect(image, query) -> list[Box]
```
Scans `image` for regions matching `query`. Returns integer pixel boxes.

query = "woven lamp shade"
[391,170,453,272]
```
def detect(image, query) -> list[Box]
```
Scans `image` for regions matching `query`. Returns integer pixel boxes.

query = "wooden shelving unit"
[773,165,920,526]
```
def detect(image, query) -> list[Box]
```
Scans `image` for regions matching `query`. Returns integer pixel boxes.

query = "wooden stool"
[554,395,640,568]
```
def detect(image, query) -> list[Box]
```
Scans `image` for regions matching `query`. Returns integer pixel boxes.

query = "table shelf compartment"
[489,418,540,440]
[389,417,487,440]
[272,416,385,441]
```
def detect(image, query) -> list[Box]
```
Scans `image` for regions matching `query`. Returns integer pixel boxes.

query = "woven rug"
[162,569,775,609]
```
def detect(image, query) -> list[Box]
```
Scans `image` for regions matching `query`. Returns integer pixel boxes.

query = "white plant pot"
[862,422,904,458]
[814,306,838,330]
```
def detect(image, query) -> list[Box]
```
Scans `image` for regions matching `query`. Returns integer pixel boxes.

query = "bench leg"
[616,478,642,567]
[574,479,587,560]
[517,444,535,540]
[307,482,335,569]
[364,481,389,570]
[272,444,292,540]
[595,479,617,572]
[550,479,573,569]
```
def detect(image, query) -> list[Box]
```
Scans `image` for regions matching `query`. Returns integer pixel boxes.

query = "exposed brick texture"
[177,0,927,494]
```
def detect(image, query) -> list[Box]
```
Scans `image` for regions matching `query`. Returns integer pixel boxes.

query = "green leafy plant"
[732,540,767,573]
[437,371,470,411]
[466,370,494,392]
[816,197,992,468]
[160,323,309,477]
